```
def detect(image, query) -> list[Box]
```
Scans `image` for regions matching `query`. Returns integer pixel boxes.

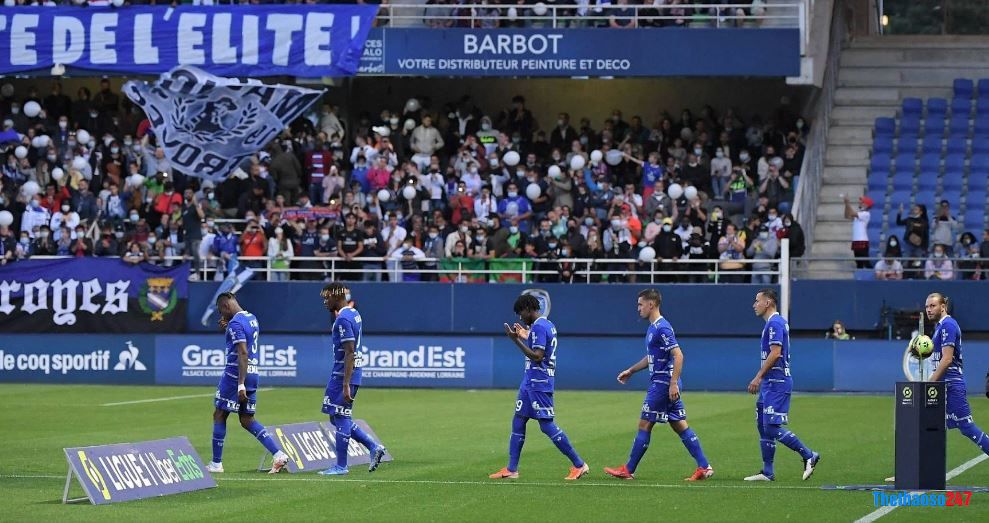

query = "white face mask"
[62,205,70,213]
[740,153,750,162]
[507,191,518,198]
[59,121,68,129]
[662,225,671,232]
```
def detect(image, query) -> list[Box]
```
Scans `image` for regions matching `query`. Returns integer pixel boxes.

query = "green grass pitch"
[2,384,987,522]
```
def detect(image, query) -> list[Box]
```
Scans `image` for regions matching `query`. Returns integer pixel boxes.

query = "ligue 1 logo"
[521,289,551,318]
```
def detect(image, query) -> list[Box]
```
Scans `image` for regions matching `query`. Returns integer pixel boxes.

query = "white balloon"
[404,98,420,113]
[684,186,698,201]
[377,189,390,202]
[590,150,603,163]
[503,151,520,167]
[402,185,416,200]
[526,183,541,200]
[51,167,65,181]
[668,183,684,200]
[0,210,12,227]
[76,129,91,145]
[533,2,548,15]
[39,135,50,148]
[129,174,146,188]
[605,149,623,166]
[23,101,41,118]
[507,6,519,19]
[638,246,657,262]
[570,154,586,171]
[111,0,125,6]
[31,136,44,148]
[14,146,27,159]
[21,180,40,197]
[72,156,88,171]
[403,119,416,131]
[547,165,562,179]
[2,0,14,8]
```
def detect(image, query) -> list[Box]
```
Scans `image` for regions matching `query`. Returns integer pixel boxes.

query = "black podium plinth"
[895,381,946,490]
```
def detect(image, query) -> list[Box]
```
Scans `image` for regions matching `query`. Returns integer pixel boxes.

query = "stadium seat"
[941,172,964,191]
[949,114,970,135]
[921,135,943,155]
[927,97,948,118]
[867,226,881,246]
[891,172,914,191]
[964,209,985,230]
[917,172,938,192]
[867,190,887,211]
[973,138,989,154]
[902,98,923,117]
[979,78,989,98]
[946,136,968,155]
[940,189,963,207]
[945,154,966,171]
[971,153,989,171]
[919,153,941,172]
[875,117,896,136]
[924,116,946,138]
[867,171,890,192]
[893,153,915,174]
[955,78,975,99]
[966,190,987,208]
[870,153,891,173]
[889,190,912,208]
[975,117,989,136]
[977,97,989,115]
[968,171,989,191]
[900,116,921,135]
[897,134,918,153]
[854,269,877,281]
[873,135,894,155]
[951,97,972,116]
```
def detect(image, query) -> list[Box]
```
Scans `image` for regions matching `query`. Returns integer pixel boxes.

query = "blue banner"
[359,28,800,77]
[155,334,494,388]
[0,5,378,77]
[64,436,215,505]
[0,258,188,332]
[0,334,155,384]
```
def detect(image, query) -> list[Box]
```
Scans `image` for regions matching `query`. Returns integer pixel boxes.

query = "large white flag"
[124,66,323,183]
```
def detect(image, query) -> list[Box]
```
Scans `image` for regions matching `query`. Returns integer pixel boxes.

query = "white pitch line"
[0,473,820,491]
[100,388,274,407]
[853,453,989,523]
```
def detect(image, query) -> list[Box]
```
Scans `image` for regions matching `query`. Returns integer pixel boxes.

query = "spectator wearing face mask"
[49,203,80,241]
[684,229,712,283]
[717,223,746,283]
[746,226,779,284]
[210,223,238,279]
[651,217,682,282]
[32,226,55,256]
[778,213,805,258]
[444,220,473,258]
[70,226,93,257]
[896,203,928,260]
[844,195,873,269]
[709,147,732,199]
[389,238,426,281]
[874,254,904,281]
[643,210,667,245]
[20,195,50,239]
[94,225,120,257]
[497,182,532,233]
[955,233,982,280]
[336,213,365,281]
[925,245,954,280]
[266,227,294,282]
[410,115,445,171]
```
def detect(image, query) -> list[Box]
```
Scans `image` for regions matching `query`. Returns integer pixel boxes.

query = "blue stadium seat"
[975,117,989,136]
[952,97,973,116]
[964,209,985,230]
[867,171,890,192]
[890,190,912,208]
[977,97,989,115]
[979,78,989,98]
[972,153,989,171]
[854,269,877,281]
[875,117,896,136]
[922,135,943,154]
[973,138,989,154]
[945,154,966,171]
[897,134,918,154]
[927,97,948,117]
[955,79,975,99]
[870,153,891,172]
[946,136,968,154]
[925,116,946,138]
[919,153,941,172]
[867,189,887,210]
[942,172,964,191]
[949,114,970,134]
[902,98,923,117]
[873,135,894,155]
[891,172,914,191]
[916,192,937,213]
[901,116,921,135]
[968,171,989,191]
[917,172,938,192]
[940,189,963,207]
[867,226,881,246]
[894,153,915,174]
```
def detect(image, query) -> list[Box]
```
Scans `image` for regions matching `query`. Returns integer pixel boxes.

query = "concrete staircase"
[808,36,989,278]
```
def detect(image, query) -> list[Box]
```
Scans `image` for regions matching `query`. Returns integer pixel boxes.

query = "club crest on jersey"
[139,277,178,321]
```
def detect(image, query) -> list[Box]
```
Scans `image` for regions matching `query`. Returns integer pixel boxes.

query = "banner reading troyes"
[124,66,323,183]
[64,437,215,505]
[0,258,188,333]
[0,5,378,77]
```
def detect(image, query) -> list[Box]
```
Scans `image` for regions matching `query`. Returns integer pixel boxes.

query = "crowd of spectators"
[0,75,807,283]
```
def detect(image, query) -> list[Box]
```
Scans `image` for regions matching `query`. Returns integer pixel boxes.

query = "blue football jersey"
[331,306,363,385]
[932,316,964,382]
[225,311,260,381]
[646,316,679,385]
[522,317,557,393]
[760,312,791,383]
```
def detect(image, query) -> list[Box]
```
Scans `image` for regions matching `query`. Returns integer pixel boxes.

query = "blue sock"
[333,416,353,468]
[626,429,651,473]
[679,428,710,469]
[508,416,527,472]
[211,421,226,463]
[539,419,584,468]
[773,426,814,460]
[350,424,379,452]
[760,438,777,476]
[959,423,989,455]
[245,419,280,456]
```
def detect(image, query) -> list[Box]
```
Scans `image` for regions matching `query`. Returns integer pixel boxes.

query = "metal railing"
[378,2,809,53]
[792,0,845,254]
